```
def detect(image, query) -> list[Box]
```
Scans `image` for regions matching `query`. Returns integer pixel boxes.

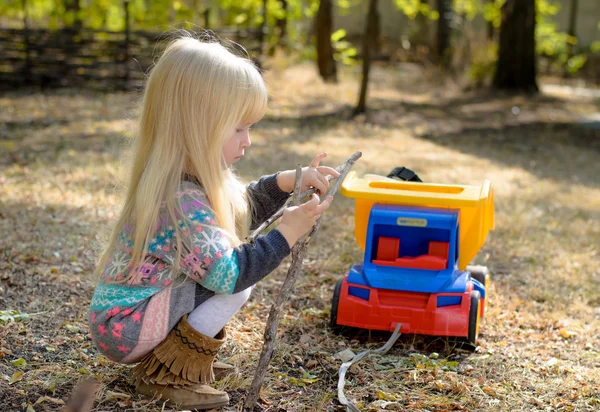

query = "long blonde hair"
[94,34,267,281]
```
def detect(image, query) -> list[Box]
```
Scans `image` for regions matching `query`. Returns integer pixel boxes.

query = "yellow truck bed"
[341,172,495,270]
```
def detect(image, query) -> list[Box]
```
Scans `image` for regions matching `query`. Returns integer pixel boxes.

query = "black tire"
[467,265,489,285]
[471,271,487,286]
[330,279,343,333]
[468,290,481,346]
[468,266,491,310]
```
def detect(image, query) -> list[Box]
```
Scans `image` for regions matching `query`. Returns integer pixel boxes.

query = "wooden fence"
[0,27,263,91]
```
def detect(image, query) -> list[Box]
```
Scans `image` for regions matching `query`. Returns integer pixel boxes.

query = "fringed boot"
[131,315,232,409]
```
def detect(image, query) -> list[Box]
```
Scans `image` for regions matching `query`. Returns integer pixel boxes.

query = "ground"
[1,62,599,411]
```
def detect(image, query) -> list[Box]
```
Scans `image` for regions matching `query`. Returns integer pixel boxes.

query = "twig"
[247,152,361,243]
[291,165,302,206]
[244,151,362,410]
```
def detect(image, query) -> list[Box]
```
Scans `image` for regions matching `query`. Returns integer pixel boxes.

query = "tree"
[567,0,578,58]
[355,0,378,115]
[315,0,337,83]
[486,0,495,40]
[414,0,429,48]
[493,0,538,92]
[259,0,267,54]
[435,0,450,66]
[275,0,288,47]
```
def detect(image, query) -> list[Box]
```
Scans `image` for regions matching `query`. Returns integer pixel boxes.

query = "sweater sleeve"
[148,186,291,294]
[246,173,291,230]
[208,229,291,294]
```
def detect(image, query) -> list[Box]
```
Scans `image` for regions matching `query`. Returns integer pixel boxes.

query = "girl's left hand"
[278,153,340,195]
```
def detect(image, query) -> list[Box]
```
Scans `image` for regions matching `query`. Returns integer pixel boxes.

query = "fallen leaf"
[559,328,576,339]
[9,371,24,384]
[104,390,131,400]
[378,390,401,401]
[469,354,491,362]
[65,324,80,333]
[34,396,65,406]
[305,360,318,368]
[335,348,356,363]
[11,357,27,367]
[299,334,312,344]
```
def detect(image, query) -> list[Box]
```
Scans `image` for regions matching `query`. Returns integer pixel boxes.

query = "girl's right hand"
[278,194,334,247]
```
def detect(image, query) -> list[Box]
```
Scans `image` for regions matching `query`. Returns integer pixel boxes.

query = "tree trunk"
[414,0,429,48]
[567,0,578,57]
[276,0,287,46]
[192,0,202,27]
[22,0,31,86]
[355,0,378,115]
[259,0,267,54]
[486,0,495,40]
[372,0,380,56]
[493,0,538,92]
[204,8,210,30]
[315,0,337,83]
[122,0,130,89]
[435,0,450,67]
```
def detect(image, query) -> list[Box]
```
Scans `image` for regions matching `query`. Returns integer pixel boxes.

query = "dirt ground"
[1,61,599,411]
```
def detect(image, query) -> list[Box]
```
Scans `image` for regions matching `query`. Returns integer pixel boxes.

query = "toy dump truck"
[330,172,494,347]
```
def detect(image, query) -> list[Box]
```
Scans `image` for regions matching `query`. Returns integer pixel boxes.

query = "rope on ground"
[337,323,403,412]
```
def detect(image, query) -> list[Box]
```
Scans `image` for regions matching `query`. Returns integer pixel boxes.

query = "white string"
[337,323,403,412]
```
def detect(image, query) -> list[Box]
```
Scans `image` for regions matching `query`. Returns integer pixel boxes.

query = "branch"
[246,151,363,243]
[291,164,302,206]
[243,151,362,410]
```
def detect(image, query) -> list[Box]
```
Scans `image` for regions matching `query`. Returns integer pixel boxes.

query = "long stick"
[247,152,361,243]
[244,151,362,410]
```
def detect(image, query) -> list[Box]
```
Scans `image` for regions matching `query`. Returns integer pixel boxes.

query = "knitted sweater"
[89,174,291,363]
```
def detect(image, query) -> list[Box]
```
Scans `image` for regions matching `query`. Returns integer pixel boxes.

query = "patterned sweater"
[89,174,291,363]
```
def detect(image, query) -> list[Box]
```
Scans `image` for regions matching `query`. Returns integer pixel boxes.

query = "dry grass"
[1,61,599,411]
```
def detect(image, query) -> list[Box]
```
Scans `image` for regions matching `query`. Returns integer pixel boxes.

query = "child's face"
[222,123,253,168]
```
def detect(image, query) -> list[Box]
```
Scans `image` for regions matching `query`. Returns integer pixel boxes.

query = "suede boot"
[131,315,231,409]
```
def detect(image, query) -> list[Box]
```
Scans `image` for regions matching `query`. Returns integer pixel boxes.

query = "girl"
[89,35,338,409]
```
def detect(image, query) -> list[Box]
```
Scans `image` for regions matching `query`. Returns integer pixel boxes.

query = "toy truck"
[330,172,494,347]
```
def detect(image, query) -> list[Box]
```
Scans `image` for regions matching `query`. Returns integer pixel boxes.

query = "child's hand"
[278,194,334,247]
[278,153,340,195]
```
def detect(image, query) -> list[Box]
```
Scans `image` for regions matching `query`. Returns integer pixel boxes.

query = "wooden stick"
[244,151,362,410]
[291,164,302,206]
[247,152,361,243]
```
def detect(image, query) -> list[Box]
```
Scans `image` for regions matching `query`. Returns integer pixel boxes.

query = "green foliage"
[394,0,436,20]
[331,29,357,65]
[11,358,28,368]
[536,0,587,74]
[482,0,504,28]
[587,22,600,55]
[404,353,459,371]
[453,0,481,20]
[5,0,597,77]
[469,42,498,85]
[304,0,320,18]
[475,0,590,76]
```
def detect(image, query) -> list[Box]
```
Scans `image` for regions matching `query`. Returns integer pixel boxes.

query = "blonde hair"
[94,34,268,281]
